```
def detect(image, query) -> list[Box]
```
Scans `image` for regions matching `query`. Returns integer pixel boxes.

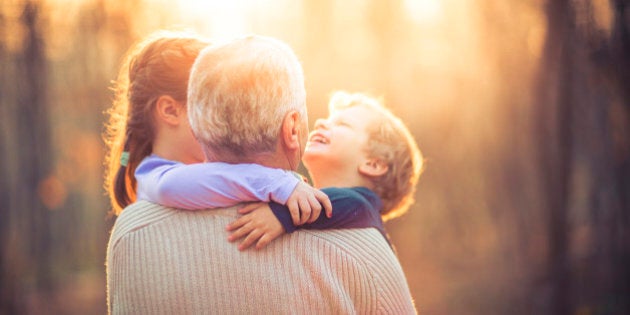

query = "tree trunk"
[0,1,53,312]
[536,0,575,314]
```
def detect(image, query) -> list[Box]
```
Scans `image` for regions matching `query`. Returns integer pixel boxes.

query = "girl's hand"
[286,181,332,225]
[226,202,286,250]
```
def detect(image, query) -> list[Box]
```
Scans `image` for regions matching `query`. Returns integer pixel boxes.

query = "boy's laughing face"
[303,105,378,174]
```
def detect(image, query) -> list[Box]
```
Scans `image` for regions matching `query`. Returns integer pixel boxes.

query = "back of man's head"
[187,35,307,162]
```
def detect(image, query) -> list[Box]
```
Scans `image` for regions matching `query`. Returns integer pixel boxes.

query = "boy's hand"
[226,203,286,251]
[286,181,332,225]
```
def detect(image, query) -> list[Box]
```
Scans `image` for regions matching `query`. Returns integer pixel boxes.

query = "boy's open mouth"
[308,132,330,144]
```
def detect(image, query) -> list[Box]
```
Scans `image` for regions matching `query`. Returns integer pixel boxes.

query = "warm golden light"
[176,0,250,40]
[403,0,443,23]
[173,0,295,41]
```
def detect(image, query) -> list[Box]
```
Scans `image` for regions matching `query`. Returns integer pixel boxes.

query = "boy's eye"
[334,120,351,127]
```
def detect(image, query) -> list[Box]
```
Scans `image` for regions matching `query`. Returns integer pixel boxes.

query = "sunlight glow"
[591,0,613,34]
[404,0,443,23]
[174,0,296,41]
[176,0,251,40]
[527,24,546,58]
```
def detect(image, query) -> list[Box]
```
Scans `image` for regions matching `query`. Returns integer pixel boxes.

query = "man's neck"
[250,152,292,170]
[210,151,293,170]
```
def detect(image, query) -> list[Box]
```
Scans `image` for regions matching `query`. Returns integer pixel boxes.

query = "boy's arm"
[227,187,383,250]
[270,187,382,233]
[226,202,286,250]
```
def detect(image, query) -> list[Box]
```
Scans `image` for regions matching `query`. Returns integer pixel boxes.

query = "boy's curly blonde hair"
[329,91,424,221]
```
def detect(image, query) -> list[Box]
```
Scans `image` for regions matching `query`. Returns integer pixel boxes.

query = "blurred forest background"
[1,0,629,314]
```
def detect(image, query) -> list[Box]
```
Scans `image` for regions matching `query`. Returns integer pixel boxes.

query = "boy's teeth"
[309,133,329,144]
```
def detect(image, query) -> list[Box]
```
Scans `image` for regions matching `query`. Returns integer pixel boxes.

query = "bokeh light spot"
[37,175,67,210]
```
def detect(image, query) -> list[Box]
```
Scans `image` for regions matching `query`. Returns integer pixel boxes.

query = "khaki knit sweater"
[106,200,417,314]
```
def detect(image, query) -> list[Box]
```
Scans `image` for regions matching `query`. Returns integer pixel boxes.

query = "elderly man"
[106,35,416,314]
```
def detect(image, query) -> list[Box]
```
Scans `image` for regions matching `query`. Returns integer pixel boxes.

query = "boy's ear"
[155,95,184,126]
[281,110,301,150]
[358,158,389,177]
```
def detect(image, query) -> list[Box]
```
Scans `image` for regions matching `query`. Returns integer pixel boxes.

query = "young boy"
[137,91,423,250]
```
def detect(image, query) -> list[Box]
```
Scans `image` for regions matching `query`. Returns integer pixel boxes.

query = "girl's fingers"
[287,199,300,226]
[315,190,333,218]
[297,198,311,225]
[306,195,322,223]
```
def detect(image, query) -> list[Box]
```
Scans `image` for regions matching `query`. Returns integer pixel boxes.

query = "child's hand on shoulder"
[226,202,286,250]
[286,181,332,225]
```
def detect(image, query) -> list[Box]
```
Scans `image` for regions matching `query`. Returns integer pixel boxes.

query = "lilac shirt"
[134,155,389,246]
[135,155,300,209]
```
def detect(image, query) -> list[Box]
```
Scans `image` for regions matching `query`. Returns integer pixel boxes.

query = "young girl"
[137,91,424,250]
[103,31,330,225]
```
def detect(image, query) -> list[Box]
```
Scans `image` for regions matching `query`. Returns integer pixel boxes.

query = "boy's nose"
[314,118,329,130]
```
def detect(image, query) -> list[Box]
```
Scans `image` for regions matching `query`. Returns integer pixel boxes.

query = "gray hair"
[187,35,307,160]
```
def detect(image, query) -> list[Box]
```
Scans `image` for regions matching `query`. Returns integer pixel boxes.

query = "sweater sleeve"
[269,187,384,234]
[135,156,300,210]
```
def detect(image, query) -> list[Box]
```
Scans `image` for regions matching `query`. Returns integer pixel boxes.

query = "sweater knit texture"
[106,201,417,314]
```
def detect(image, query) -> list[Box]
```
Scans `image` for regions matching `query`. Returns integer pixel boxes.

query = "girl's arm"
[135,156,331,224]
[136,157,299,208]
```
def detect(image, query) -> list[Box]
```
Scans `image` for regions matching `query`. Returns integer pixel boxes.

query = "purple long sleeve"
[135,155,300,210]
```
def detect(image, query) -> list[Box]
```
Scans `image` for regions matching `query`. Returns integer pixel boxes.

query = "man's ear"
[155,95,184,126]
[281,110,301,150]
[358,158,389,177]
